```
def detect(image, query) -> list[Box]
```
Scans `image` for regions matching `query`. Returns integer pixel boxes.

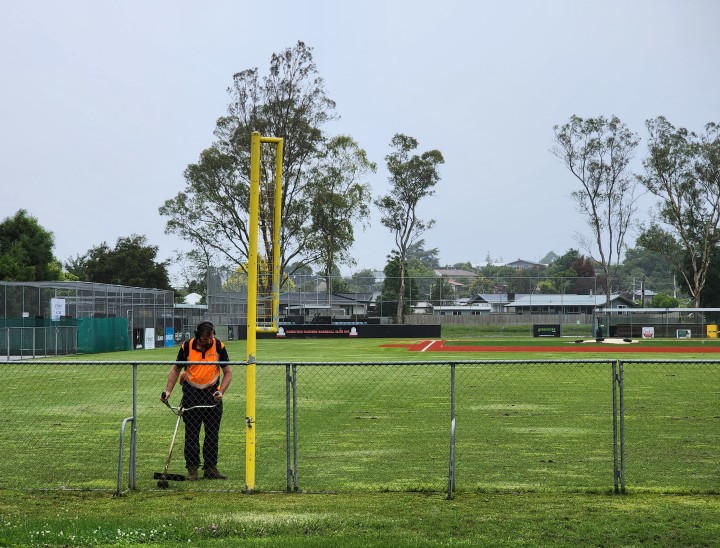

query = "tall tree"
[540,251,559,265]
[348,268,381,293]
[406,257,438,303]
[378,252,419,318]
[691,247,720,321]
[406,239,441,269]
[160,42,371,287]
[375,134,444,323]
[467,274,494,296]
[305,135,375,297]
[172,248,211,304]
[551,115,641,303]
[67,234,172,289]
[541,248,596,295]
[429,276,454,305]
[636,117,720,307]
[616,245,676,298]
[0,209,61,281]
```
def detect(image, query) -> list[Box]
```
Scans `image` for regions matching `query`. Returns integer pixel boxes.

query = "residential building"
[504,294,634,315]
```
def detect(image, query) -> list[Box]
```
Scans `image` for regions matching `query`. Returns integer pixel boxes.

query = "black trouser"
[181,383,223,470]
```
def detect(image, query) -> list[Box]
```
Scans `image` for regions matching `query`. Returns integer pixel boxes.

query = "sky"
[2,0,719,283]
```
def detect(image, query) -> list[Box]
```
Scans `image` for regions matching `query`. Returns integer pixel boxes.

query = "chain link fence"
[619,360,720,492]
[1,326,78,359]
[1,359,717,496]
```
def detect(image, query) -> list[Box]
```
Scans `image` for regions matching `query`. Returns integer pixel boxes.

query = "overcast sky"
[2,0,719,282]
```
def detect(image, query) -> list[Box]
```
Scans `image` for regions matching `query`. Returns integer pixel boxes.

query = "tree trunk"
[396,268,405,324]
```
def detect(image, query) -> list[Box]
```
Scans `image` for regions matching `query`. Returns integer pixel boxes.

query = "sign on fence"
[50,298,65,321]
[533,324,561,337]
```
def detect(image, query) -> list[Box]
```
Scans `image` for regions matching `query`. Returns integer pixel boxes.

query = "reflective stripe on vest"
[184,338,222,389]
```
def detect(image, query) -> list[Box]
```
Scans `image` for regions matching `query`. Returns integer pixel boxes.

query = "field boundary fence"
[0,326,78,360]
[1,359,717,498]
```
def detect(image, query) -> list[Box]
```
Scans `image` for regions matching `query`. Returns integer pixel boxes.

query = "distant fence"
[1,359,717,497]
[0,320,129,359]
[0,326,77,359]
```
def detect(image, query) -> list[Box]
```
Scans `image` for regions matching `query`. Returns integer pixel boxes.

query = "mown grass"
[1,335,719,546]
[1,489,718,547]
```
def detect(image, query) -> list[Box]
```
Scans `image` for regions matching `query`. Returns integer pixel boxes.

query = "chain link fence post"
[447,362,456,500]
[292,363,299,492]
[619,360,625,494]
[285,362,292,492]
[612,360,619,494]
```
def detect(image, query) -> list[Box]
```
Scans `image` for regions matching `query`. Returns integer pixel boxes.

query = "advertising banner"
[164,327,174,347]
[144,328,156,349]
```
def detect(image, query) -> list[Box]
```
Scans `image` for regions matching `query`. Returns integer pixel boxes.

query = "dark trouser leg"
[202,402,223,469]
[181,384,205,468]
[183,411,202,468]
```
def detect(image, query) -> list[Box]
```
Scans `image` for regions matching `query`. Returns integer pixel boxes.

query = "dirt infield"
[382,339,720,353]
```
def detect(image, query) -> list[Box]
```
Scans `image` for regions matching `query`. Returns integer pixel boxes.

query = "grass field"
[1,334,719,546]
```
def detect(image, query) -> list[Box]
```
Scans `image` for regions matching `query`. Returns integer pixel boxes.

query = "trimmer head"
[153,472,186,481]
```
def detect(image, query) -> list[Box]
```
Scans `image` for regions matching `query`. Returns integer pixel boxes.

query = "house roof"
[630,289,658,297]
[434,268,477,278]
[505,294,634,308]
[475,293,515,304]
[505,259,548,270]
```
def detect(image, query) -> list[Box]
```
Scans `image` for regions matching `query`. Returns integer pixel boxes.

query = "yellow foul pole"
[246,132,283,493]
[246,131,261,492]
[270,137,284,329]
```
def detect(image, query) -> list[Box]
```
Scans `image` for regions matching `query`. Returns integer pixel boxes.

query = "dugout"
[596,307,720,339]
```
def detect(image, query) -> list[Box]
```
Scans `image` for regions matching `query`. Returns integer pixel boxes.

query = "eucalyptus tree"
[375,134,444,323]
[305,135,375,297]
[551,115,641,303]
[378,252,420,319]
[159,42,372,288]
[637,117,720,307]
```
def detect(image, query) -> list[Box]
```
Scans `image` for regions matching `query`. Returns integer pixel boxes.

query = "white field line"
[419,340,439,352]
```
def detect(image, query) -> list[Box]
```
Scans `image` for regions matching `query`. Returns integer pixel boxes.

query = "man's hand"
[160,391,170,403]
[213,391,223,402]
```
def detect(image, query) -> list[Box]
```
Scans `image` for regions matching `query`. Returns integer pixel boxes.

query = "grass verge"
[1,489,719,547]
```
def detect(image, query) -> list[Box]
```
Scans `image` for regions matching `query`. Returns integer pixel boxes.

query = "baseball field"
[1,332,718,546]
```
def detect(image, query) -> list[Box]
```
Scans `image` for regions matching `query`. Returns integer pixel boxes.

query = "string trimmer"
[154,394,216,489]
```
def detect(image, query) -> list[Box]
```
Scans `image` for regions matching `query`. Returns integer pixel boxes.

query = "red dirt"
[381,340,720,353]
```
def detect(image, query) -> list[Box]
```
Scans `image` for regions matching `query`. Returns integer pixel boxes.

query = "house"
[433,268,478,294]
[411,301,433,314]
[432,302,492,316]
[475,293,517,313]
[629,289,658,301]
[505,259,548,271]
[434,268,478,279]
[504,294,635,315]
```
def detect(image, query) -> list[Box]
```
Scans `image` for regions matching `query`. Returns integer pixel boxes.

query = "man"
[161,321,232,480]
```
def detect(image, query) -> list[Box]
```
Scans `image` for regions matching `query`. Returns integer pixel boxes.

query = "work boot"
[187,466,199,481]
[203,466,227,480]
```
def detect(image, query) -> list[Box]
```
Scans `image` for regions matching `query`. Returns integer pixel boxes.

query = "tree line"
[551,115,720,308]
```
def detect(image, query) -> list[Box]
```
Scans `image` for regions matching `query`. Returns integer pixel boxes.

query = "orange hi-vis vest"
[182,338,224,389]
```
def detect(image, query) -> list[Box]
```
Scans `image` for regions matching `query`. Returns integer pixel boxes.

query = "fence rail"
[1,359,717,497]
